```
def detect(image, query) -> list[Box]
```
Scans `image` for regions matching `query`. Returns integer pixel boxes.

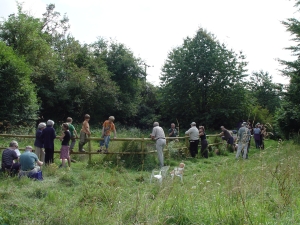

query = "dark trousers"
[255,139,260,149]
[200,139,208,158]
[189,140,199,158]
[45,147,54,164]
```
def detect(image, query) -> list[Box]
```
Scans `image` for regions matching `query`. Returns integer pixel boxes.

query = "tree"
[276,0,300,138]
[248,71,282,114]
[92,38,144,123]
[160,28,249,129]
[0,41,39,123]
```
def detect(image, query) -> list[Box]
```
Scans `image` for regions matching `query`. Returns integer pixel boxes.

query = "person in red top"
[98,116,117,153]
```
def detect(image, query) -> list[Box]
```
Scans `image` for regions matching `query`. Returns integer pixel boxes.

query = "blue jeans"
[100,135,110,149]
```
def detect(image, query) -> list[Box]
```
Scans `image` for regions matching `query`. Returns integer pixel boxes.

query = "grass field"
[1,128,300,224]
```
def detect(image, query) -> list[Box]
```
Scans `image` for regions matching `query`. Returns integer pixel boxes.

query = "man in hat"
[185,122,199,158]
[150,122,166,168]
[236,122,251,159]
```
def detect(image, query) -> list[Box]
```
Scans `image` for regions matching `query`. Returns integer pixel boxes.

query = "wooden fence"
[0,134,223,163]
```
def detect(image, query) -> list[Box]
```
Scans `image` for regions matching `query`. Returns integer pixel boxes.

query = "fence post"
[141,135,144,171]
[88,137,92,164]
[185,135,189,156]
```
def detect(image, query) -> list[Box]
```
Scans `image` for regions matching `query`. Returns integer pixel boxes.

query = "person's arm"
[169,129,174,137]
[185,129,190,135]
[85,122,91,135]
[113,129,117,139]
[59,131,65,141]
[37,160,43,166]
[73,127,78,138]
[150,128,155,140]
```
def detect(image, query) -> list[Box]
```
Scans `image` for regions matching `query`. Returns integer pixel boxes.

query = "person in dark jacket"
[41,120,56,164]
[1,140,20,172]
[199,126,208,158]
[34,122,46,163]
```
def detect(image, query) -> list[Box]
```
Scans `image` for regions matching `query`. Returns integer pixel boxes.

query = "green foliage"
[0,41,39,124]
[276,1,300,138]
[160,28,249,129]
[248,71,282,114]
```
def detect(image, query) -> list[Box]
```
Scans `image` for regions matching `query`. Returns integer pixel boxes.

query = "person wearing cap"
[98,116,117,153]
[19,146,43,178]
[150,122,166,168]
[41,120,56,164]
[219,126,235,152]
[34,122,46,163]
[185,122,199,158]
[235,122,251,159]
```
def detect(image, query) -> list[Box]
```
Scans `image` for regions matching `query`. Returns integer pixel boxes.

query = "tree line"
[0,2,299,139]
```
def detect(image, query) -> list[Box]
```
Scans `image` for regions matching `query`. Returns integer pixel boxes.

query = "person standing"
[168,123,178,138]
[150,122,166,168]
[185,122,199,158]
[66,117,78,153]
[1,140,20,172]
[19,146,43,177]
[253,124,261,149]
[41,120,56,164]
[34,122,46,163]
[199,126,208,158]
[235,122,251,159]
[78,114,91,152]
[219,126,235,152]
[59,123,71,168]
[98,116,117,153]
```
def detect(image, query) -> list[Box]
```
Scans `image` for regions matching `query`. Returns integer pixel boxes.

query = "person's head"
[62,123,69,130]
[84,114,90,120]
[25,146,33,152]
[47,120,55,127]
[171,123,175,128]
[109,116,115,122]
[153,122,159,127]
[9,140,18,149]
[38,122,46,130]
[220,126,225,131]
[179,163,185,168]
[199,125,205,132]
[242,122,247,127]
[66,117,73,123]
[190,122,196,127]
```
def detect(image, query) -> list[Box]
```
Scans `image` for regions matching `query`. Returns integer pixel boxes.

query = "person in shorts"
[59,123,71,168]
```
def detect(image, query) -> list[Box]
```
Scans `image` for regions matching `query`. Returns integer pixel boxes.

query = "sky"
[0,0,298,85]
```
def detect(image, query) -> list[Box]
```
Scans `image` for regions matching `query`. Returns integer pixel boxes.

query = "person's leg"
[202,140,208,158]
[236,143,243,159]
[156,139,165,167]
[70,137,76,151]
[79,131,86,152]
[105,136,110,151]
[49,148,54,164]
[44,148,50,164]
[242,144,248,159]
[189,141,196,158]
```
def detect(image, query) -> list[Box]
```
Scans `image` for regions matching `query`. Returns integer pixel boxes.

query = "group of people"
[1,114,117,175]
[150,121,209,168]
[1,141,43,177]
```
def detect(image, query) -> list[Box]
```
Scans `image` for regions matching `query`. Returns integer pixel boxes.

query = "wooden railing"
[0,134,223,163]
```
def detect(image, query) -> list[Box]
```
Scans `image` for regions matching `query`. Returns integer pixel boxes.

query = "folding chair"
[150,166,170,184]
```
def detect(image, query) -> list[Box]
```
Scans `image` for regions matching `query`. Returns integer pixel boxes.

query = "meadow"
[0,126,300,225]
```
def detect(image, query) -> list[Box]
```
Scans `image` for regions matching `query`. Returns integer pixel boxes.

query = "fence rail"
[0,134,223,163]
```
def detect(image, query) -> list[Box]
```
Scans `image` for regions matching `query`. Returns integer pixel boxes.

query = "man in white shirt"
[185,122,199,158]
[150,122,166,168]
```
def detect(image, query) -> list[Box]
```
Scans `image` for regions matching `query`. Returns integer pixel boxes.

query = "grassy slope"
[1,138,300,225]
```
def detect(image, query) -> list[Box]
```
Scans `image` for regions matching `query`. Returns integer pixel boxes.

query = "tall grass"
[1,129,300,224]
